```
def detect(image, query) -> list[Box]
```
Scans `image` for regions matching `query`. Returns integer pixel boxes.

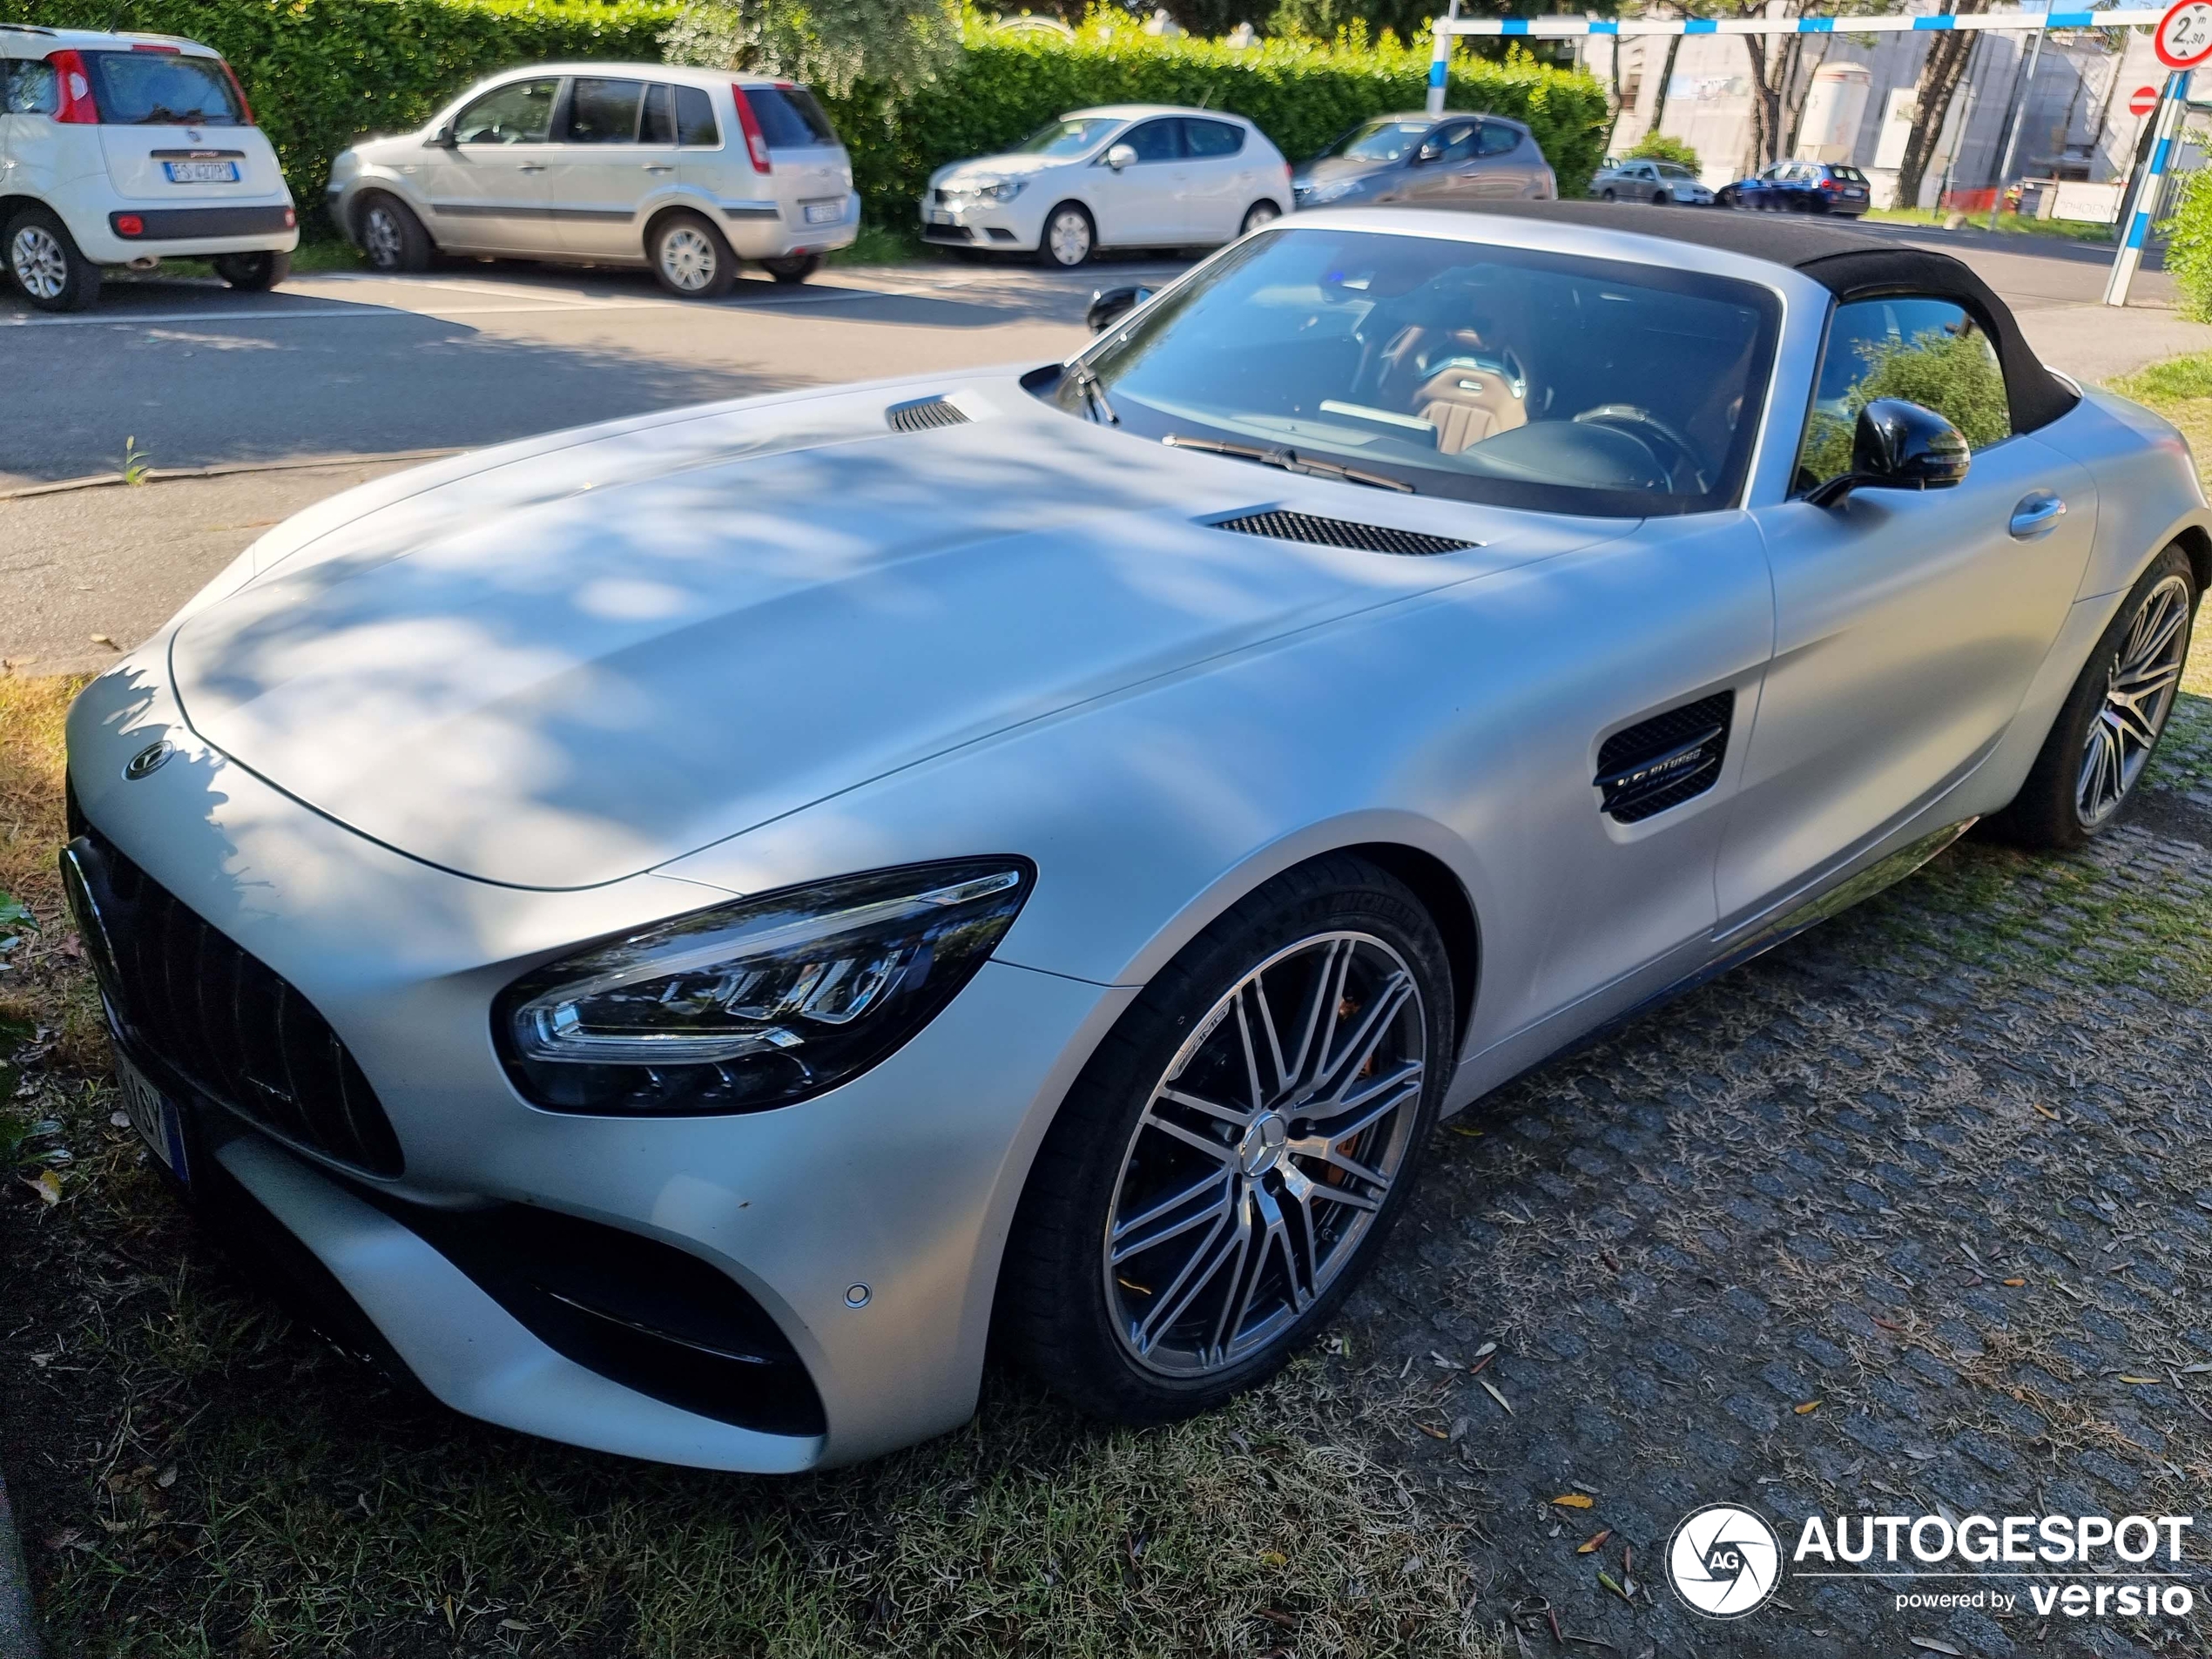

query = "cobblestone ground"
[1321,697,2212,1657]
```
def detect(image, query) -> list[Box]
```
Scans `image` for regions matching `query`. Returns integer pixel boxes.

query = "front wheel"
[1240,200,1282,237]
[5,206,99,312]
[212,250,290,291]
[1040,202,1095,268]
[1600,187,1617,202]
[761,253,819,284]
[1988,544,2197,849]
[999,854,1452,1424]
[356,192,432,273]
[650,212,736,300]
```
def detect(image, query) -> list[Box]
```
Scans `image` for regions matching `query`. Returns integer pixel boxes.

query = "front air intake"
[886,397,970,434]
[1212,510,1476,556]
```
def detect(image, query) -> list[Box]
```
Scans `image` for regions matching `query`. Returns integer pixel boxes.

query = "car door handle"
[644,164,674,172]
[516,163,547,173]
[2009,490,2067,539]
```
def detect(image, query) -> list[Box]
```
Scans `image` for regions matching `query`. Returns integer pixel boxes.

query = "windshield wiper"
[1065,361,1117,425]
[1162,434,1413,493]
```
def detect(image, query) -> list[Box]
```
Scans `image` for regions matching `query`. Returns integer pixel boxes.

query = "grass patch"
[826,220,927,268]
[1865,205,2116,244]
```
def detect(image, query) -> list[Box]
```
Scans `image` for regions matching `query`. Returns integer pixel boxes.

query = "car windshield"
[1655,163,1695,180]
[1049,227,1781,517]
[83,51,245,125]
[1014,117,1120,156]
[1322,118,1431,163]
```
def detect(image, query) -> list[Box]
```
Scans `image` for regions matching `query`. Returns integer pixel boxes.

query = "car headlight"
[495,859,1034,1116]
[975,179,1026,203]
[1304,178,1363,206]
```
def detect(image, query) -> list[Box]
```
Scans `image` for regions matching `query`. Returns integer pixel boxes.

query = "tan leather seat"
[1414,362,1527,455]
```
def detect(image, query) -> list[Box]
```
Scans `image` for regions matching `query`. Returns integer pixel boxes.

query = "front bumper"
[66,656,1129,1471]
[918,196,1038,250]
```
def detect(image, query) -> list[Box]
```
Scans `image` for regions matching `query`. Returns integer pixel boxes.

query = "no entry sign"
[2155,0,2212,69]
[2130,83,2162,115]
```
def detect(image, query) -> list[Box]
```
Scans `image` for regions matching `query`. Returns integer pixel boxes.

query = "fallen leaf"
[2118,1375,2161,1385]
[2033,1103,2060,1120]
[1480,1377,1514,1416]
[1256,1608,1297,1629]
[1551,1494,1595,1509]
[1448,1124,1484,1137]
[90,635,117,649]
[1871,1316,1905,1331]
[1577,1528,1611,1554]
[1449,1415,1471,1443]
[1794,1399,1822,1414]
[1908,1639,1963,1656]
[498,1622,530,1633]
[1469,1352,1494,1376]
[1597,1568,1631,1602]
[1258,1550,1286,1568]
[2180,1362,2212,1375]
[1419,1422,1449,1440]
[1473,1340,1498,1359]
[21,1170,61,1205]
[2002,1277,2026,1287]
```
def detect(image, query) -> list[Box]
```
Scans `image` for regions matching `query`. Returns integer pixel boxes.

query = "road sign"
[2130,82,2162,113]
[2155,0,2212,67]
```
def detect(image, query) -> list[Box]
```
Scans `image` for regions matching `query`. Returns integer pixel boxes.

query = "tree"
[1893,0,1989,211]
[1627,130,1700,169]
[666,0,961,97]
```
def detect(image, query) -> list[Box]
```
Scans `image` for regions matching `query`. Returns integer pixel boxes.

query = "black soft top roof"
[1438,200,2077,434]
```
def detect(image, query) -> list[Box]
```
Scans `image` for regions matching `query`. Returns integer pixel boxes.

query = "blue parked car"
[1717,160,1871,216]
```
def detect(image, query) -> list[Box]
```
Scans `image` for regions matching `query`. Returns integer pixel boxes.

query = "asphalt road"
[3,226,2207,676]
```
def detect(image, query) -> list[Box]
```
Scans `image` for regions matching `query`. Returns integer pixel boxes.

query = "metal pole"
[1426,1,1459,115]
[2105,66,2189,304]
[1989,21,2048,226]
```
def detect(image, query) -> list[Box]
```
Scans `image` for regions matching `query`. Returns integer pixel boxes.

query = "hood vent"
[1212,509,1476,556]
[886,397,970,434]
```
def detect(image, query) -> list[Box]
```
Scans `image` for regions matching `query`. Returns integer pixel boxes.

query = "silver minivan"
[327,64,857,296]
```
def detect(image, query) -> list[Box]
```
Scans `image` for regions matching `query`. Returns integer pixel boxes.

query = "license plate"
[117,1051,191,1185]
[164,159,239,185]
[803,199,842,226]
[927,209,954,226]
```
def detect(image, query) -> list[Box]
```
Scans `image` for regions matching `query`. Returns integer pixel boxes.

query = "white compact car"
[921,105,1290,266]
[0,24,298,312]
[327,64,857,296]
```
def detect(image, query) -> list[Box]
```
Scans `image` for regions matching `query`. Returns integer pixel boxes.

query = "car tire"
[1600,187,1617,202]
[1240,200,1282,236]
[356,192,432,274]
[1040,201,1095,268]
[5,206,99,313]
[212,250,291,291]
[1650,190,1669,206]
[649,211,736,300]
[1987,544,2198,851]
[998,853,1453,1426]
[761,253,820,284]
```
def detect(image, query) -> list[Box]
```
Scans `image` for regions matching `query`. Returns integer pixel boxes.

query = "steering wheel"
[1572,404,1709,494]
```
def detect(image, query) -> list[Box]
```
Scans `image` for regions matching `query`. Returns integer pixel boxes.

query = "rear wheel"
[1240,200,1282,236]
[1988,544,2197,849]
[1000,854,1451,1424]
[5,206,98,312]
[357,193,432,273]
[1600,187,1617,202]
[212,250,290,291]
[761,253,820,284]
[649,212,735,299]
[1041,202,1094,268]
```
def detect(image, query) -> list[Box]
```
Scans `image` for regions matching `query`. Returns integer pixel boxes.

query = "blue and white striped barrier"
[2107,68,2191,302]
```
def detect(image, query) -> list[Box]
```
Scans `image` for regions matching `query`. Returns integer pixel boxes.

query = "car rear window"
[747,84,836,149]
[1829,165,1867,182]
[82,50,245,125]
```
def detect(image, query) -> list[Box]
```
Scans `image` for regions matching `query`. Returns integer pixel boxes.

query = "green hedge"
[0,1,1608,231]
[2163,166,2212,322]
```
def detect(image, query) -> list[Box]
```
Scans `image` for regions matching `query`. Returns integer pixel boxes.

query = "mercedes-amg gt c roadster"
[64,204,2209,1471]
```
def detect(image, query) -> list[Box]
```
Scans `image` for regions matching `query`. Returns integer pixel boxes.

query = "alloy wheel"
[363,206,403,269]
[1102,931,1427,1377]
[1242,202,1281,236]
[659,226,718,292]
[10,226,66,301]
[2077,572,2191,827]
[1048,209,1091,266]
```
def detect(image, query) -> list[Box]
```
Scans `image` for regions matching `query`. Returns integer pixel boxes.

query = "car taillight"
[128,41,181,51]
[730,84,771,173]
[219,58,255,125]
[1818,177,1840,191]
[46,49,98,125]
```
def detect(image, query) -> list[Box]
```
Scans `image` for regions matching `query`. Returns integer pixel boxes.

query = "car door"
[421,75,564,255]
[1719,294,2099,925]
[1092,117,1185,246]
[1177,116,1250,241]
[1467,120,1529,197]
[1399,120,1474,204]
[542,75,655,260]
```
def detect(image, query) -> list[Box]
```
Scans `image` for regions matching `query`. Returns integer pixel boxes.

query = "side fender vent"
[1212,510,1477,556]
[886,396,970,434]
[1595,691,1734,824]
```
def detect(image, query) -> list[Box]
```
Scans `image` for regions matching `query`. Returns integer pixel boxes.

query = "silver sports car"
[63,204,2207,1471]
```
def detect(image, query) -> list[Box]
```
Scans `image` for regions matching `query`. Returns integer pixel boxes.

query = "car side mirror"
[1086,285,1153,333]
[1805,397,1970,509]
[1413,143,1442,165]
[428,124,457,148]
[1104,143,1136,172]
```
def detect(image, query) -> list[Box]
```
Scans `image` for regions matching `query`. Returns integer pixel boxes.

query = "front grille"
[886,396,969,433]
[1595,691,1735,824]
[61,827,404,1177]
[1212,510,1477,556]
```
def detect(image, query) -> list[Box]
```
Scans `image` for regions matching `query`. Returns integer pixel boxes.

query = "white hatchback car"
[0,24,298,312]
[327,64,858,297]
[921,105,1291,266]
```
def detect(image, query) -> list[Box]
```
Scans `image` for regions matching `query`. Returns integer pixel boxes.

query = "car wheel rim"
[11,226,66,300]
[1103,930,1426,1379]
[1244,204,1279,234]
[660,226,717,291]
[1049,212,1089,265]
[2077,573,2191,827]
[365,208,402,268]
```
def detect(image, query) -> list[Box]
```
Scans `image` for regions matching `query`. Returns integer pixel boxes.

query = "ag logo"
[1666,1503,1782,1619]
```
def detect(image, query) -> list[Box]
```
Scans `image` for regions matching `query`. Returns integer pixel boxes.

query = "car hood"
[1293,155,1390,187]
[930,154,1072,188]
[168,379,1625,890]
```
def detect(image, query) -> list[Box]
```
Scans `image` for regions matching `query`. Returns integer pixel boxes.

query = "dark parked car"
[1717,160,1870,216]
[1291,110,1555,210]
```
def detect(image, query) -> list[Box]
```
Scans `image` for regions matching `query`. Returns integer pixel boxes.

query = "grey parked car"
[1591,157,1715,206]
[1291,111,1554,210]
